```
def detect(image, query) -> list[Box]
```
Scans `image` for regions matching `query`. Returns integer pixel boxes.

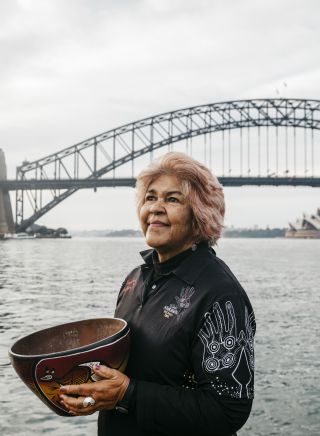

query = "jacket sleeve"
[132,294,256,436]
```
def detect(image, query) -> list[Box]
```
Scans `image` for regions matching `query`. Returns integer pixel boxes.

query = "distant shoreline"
[70,228,287,238]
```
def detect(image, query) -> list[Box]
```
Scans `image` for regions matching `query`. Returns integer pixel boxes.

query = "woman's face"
[139,174,194,262]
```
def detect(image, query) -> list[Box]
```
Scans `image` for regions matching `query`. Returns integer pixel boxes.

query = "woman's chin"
[145,234,166,250]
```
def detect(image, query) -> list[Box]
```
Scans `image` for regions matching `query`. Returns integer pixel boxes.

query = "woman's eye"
[145,195,156,201]
[167,197,179,203]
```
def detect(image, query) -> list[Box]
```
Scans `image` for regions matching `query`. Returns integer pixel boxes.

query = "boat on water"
[0,233,36,240]
[33,233,72,239]
[0,233,72,240]
[285,208,320,239]
[15,233,36,239]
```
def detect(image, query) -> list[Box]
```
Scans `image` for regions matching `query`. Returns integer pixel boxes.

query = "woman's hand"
[59,364,130,416]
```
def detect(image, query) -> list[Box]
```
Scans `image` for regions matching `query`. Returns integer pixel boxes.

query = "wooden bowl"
[8,318,130,416]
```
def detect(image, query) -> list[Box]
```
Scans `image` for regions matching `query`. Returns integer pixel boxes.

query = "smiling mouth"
[148,222,169,228]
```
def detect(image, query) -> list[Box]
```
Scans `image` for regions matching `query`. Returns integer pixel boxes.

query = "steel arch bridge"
[8,98,320,231]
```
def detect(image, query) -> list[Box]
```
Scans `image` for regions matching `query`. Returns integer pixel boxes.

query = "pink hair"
[136,152,225,245]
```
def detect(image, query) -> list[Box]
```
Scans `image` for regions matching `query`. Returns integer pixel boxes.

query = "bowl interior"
[11,318,126,356]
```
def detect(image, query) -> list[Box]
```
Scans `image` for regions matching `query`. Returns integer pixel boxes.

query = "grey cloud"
[1,0,319,228]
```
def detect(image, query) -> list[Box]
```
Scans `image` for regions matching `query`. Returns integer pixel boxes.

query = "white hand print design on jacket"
[198,300,255,398]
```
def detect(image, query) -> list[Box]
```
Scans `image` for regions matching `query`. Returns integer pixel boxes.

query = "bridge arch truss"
[14,98,320,231]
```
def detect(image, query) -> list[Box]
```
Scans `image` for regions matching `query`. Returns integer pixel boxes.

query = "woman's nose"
[149,200,165,214]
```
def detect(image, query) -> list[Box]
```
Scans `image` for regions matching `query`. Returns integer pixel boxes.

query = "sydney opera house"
[286,208,320,239]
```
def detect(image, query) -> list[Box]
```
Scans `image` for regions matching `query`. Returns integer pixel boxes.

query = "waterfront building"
[285,208,320,239]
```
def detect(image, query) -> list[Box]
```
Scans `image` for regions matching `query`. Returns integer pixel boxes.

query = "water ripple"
[0,237,319,436]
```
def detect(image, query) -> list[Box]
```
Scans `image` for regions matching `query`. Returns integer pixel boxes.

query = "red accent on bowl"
[8,318,130,416]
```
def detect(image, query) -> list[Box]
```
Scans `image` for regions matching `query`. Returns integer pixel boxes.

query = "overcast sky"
[1,0,319,230]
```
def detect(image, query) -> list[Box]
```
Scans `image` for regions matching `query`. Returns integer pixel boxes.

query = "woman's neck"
[156,243,194,263]
[153,245,195,276]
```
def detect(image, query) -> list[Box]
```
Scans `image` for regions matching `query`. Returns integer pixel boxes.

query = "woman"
[60,152,256,436]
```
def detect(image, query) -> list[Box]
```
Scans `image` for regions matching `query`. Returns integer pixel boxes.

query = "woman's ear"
[191,216,200,241]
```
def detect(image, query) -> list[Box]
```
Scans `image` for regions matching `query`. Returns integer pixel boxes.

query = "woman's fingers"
[93,364,117,379]
[59,382,98,415]
[58,365,130,415]
[59,364,115,398]
[60,382,92,397]
[60,396,96,416]
[60,393,86,409]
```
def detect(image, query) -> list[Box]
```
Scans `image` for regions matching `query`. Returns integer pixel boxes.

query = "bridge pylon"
[0,149,15,235]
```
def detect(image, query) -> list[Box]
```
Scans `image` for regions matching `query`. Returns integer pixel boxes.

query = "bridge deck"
[1,177,320,190]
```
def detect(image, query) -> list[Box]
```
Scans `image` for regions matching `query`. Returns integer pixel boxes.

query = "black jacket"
[98,244,255,436]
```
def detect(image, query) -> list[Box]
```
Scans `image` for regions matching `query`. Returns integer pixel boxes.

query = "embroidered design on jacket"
[198,301,255,399]
[122,279,137,293]
[182,370,198,390]
[163,286,195,318]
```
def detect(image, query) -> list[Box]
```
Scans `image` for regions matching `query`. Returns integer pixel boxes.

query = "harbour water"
[0,237,319,436]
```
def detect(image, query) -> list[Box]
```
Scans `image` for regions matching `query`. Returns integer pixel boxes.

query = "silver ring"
[82,396,95,407]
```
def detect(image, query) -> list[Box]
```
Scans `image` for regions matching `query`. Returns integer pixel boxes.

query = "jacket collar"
[139,244,216,285]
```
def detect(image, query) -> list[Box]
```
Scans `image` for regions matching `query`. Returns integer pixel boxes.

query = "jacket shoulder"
[195,254,248,301]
